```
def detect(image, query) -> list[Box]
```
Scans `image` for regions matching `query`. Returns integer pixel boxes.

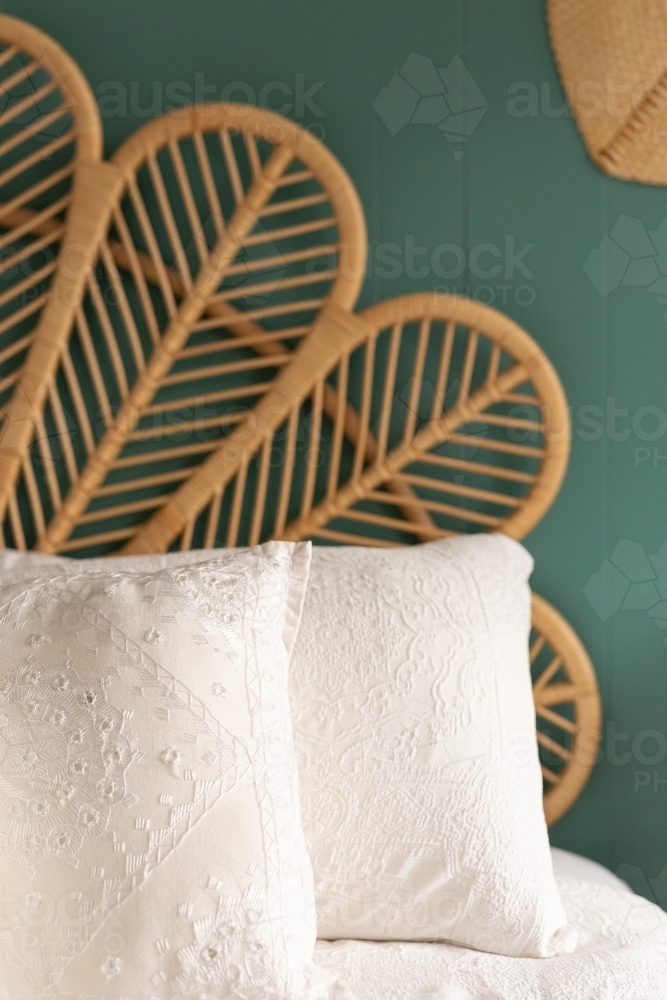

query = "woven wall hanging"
[548,0,667,184]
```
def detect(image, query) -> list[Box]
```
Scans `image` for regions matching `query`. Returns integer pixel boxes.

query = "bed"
[313,851,667,999]
[0,14,665,999]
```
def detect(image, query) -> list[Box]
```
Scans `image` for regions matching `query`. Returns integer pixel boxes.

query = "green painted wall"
[3,0,667,904]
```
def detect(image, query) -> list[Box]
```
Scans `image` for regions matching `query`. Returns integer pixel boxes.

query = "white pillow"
[289,535,576,958]
[0,541,328,999]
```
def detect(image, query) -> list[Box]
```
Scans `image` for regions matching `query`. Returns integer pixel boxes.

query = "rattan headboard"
[0,14,601,825]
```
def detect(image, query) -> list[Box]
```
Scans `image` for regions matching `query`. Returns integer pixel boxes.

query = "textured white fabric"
[289,536,572,958]
[0,545,308,661]
[0,541,329,1000]
[550,847,630,891]
[315,877,667,999]
[0,547,258,584]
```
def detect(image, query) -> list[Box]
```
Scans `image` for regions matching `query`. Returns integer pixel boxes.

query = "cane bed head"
[0,15,601,827]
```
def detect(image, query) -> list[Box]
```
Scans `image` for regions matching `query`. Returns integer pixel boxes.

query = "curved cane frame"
[0,16,601,827]
[0,15,104,420]
[280,293,571,545]
[531,594,601,825]
[0,15,101,161]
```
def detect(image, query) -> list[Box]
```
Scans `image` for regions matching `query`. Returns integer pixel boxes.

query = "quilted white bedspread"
[315,877,667,999]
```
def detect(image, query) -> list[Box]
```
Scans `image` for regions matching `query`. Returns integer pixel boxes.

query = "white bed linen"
[550,847,629,890]
[316,877,667,1000]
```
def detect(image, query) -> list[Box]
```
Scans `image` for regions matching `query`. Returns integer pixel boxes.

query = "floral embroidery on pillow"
[0,655,132,872]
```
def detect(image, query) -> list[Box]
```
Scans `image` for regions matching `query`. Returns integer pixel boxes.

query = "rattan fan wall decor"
[0,15,601,826]
[548,0,667,184]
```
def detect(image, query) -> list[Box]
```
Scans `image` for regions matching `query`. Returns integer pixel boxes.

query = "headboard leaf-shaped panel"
[530,593,600,826]
[119,293,571,555]
[0,14,102,417]
[0,103,366,553]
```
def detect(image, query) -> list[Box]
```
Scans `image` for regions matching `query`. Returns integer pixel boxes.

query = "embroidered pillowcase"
[288,535,576,958]
[0,541,329,1000]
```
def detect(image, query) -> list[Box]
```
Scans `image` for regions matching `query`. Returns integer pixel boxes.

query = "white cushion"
[0,541,327,999]
[289,535,575,958]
